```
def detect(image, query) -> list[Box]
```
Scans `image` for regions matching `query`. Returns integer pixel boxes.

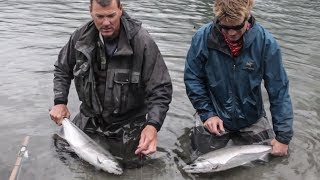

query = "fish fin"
[52,132,73,152]
[52,133,69,145]
[257,153,270,162]
[241,162,255,168]
[54,127,72,148]
[97,156,103,164]
[65,145,74,152]
[196,156,206,162]
[211,164,219,170]
[57,126,65,139]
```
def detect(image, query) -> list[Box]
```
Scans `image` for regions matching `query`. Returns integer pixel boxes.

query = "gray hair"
[90,0,121,7]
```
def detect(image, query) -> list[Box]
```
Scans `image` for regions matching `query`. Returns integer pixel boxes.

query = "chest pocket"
[107,69,142,114]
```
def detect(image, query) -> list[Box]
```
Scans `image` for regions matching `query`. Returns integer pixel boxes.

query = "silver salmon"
[59,118,123,175]
[183,144,271,173]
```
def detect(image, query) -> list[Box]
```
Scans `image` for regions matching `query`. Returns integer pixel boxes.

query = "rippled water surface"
[1,0,320,179]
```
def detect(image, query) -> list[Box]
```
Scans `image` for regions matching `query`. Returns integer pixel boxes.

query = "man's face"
[90,0,122,39]
[219,17,248,42]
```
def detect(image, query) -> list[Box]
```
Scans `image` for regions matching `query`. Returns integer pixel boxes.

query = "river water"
[0,0,319,179]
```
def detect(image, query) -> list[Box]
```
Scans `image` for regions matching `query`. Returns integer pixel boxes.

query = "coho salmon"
[59,118,123,175]
[183,144,271,173]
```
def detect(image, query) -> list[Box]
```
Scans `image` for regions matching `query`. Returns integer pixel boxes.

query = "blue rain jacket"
[184,17,293,144]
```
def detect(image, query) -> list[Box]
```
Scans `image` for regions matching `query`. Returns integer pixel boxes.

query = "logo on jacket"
[243,60,255,71]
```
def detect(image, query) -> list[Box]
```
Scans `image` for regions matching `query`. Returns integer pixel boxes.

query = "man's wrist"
[275,136,290,145]
[54,99,67,105]
[145,122,160,132]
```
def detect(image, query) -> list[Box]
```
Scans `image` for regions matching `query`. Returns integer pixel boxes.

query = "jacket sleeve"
[142,37,173,131]
[53,33,77,105]
[263,33,294,145]
[184,34,217,122]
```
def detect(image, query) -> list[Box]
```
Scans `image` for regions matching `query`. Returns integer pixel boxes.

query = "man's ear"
[119,4,123,15]
[89,5,92,13]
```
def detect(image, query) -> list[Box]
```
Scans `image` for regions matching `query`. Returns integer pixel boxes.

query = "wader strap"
[97,41,107,70]
[128,39,134,89]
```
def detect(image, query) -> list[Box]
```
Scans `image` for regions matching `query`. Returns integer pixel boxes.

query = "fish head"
[183,159,220,173]
[97,156,123,175]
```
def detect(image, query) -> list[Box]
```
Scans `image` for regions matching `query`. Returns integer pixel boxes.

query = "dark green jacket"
[53,12,172,131]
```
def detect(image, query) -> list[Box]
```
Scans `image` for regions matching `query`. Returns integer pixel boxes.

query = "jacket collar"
[75,21,98,57]
[207,16,258,55]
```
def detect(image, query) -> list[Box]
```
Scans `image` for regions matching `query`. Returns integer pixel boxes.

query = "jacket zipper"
[231,60,236,120]
[81,49,104,114]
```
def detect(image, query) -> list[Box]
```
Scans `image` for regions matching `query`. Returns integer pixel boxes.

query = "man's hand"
[203,116,225,135]
[271,138,288,156]
[49,104,70,125]
[135,125,157,156]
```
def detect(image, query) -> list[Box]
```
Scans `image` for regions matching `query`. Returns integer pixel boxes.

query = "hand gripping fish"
[58,118,123,175]
[183,144,271,173]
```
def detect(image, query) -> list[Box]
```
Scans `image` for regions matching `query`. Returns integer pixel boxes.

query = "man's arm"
[50,34,77,124]
[53,35,77,106]
[142,36,173,131]
[135,31,172,155]
[184,33,217,123]
[263,32,294,155]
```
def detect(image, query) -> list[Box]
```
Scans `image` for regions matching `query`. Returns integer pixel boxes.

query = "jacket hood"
[207,16,258,55]
[121,11,142,40]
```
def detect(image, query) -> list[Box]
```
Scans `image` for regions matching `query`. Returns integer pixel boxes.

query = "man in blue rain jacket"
[184,0,293,156]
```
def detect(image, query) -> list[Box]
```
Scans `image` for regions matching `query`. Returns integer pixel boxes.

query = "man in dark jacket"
[49,0,172,159]
[184,0,293,156]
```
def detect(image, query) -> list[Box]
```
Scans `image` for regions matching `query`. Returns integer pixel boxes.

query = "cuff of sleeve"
[145,122,161,132]
[54,98,68,105]
[198,111,217,122]
[275,136,290,145]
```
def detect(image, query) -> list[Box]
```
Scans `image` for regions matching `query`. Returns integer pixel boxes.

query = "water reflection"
[0,0,320,179]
